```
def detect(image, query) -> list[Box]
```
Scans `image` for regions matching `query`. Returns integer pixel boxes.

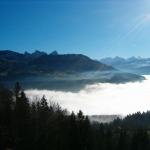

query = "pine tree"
[14,82,21,98]
[117,130,128,150]
[14,86,31,150]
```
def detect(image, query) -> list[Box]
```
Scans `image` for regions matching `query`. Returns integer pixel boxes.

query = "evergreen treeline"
[0,83,150,150]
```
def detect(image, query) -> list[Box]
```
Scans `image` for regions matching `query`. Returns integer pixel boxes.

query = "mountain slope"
[28,54,114,73]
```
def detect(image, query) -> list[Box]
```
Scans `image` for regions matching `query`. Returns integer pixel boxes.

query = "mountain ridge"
[0,50,145,91]
[0,50,114,76]
[100,56,150,74]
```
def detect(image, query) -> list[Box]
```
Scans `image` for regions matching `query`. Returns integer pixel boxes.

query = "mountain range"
[100,56,150,75]
[0,50,113,76]
[0,50,145,91]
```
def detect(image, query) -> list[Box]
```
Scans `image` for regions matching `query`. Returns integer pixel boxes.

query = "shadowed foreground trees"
[0,83,150,150]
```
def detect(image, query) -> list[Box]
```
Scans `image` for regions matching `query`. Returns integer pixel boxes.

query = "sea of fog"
[25,75,150,116]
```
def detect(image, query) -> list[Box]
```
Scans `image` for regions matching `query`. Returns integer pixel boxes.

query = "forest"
[0,82,150,150]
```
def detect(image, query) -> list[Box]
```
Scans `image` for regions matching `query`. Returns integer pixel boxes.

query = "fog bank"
[25,75,150,115]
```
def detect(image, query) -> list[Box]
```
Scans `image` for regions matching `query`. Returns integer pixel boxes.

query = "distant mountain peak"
[24,51,30,55]
[50,50,58,55]
[32,50,46,54]
[114,56,124,60]
[31,50,47,58]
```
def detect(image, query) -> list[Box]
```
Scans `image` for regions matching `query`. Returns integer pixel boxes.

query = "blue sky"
[1,0,150,58]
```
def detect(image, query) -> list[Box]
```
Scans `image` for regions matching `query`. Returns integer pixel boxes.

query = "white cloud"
[25,75,150,116]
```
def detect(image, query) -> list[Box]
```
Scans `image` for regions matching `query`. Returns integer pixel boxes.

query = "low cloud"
[25,75,150,116]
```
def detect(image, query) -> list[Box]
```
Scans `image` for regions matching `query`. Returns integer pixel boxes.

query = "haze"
[25,75,150,116]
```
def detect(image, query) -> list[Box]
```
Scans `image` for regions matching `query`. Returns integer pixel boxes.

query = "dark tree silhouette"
[0,83,150,150]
